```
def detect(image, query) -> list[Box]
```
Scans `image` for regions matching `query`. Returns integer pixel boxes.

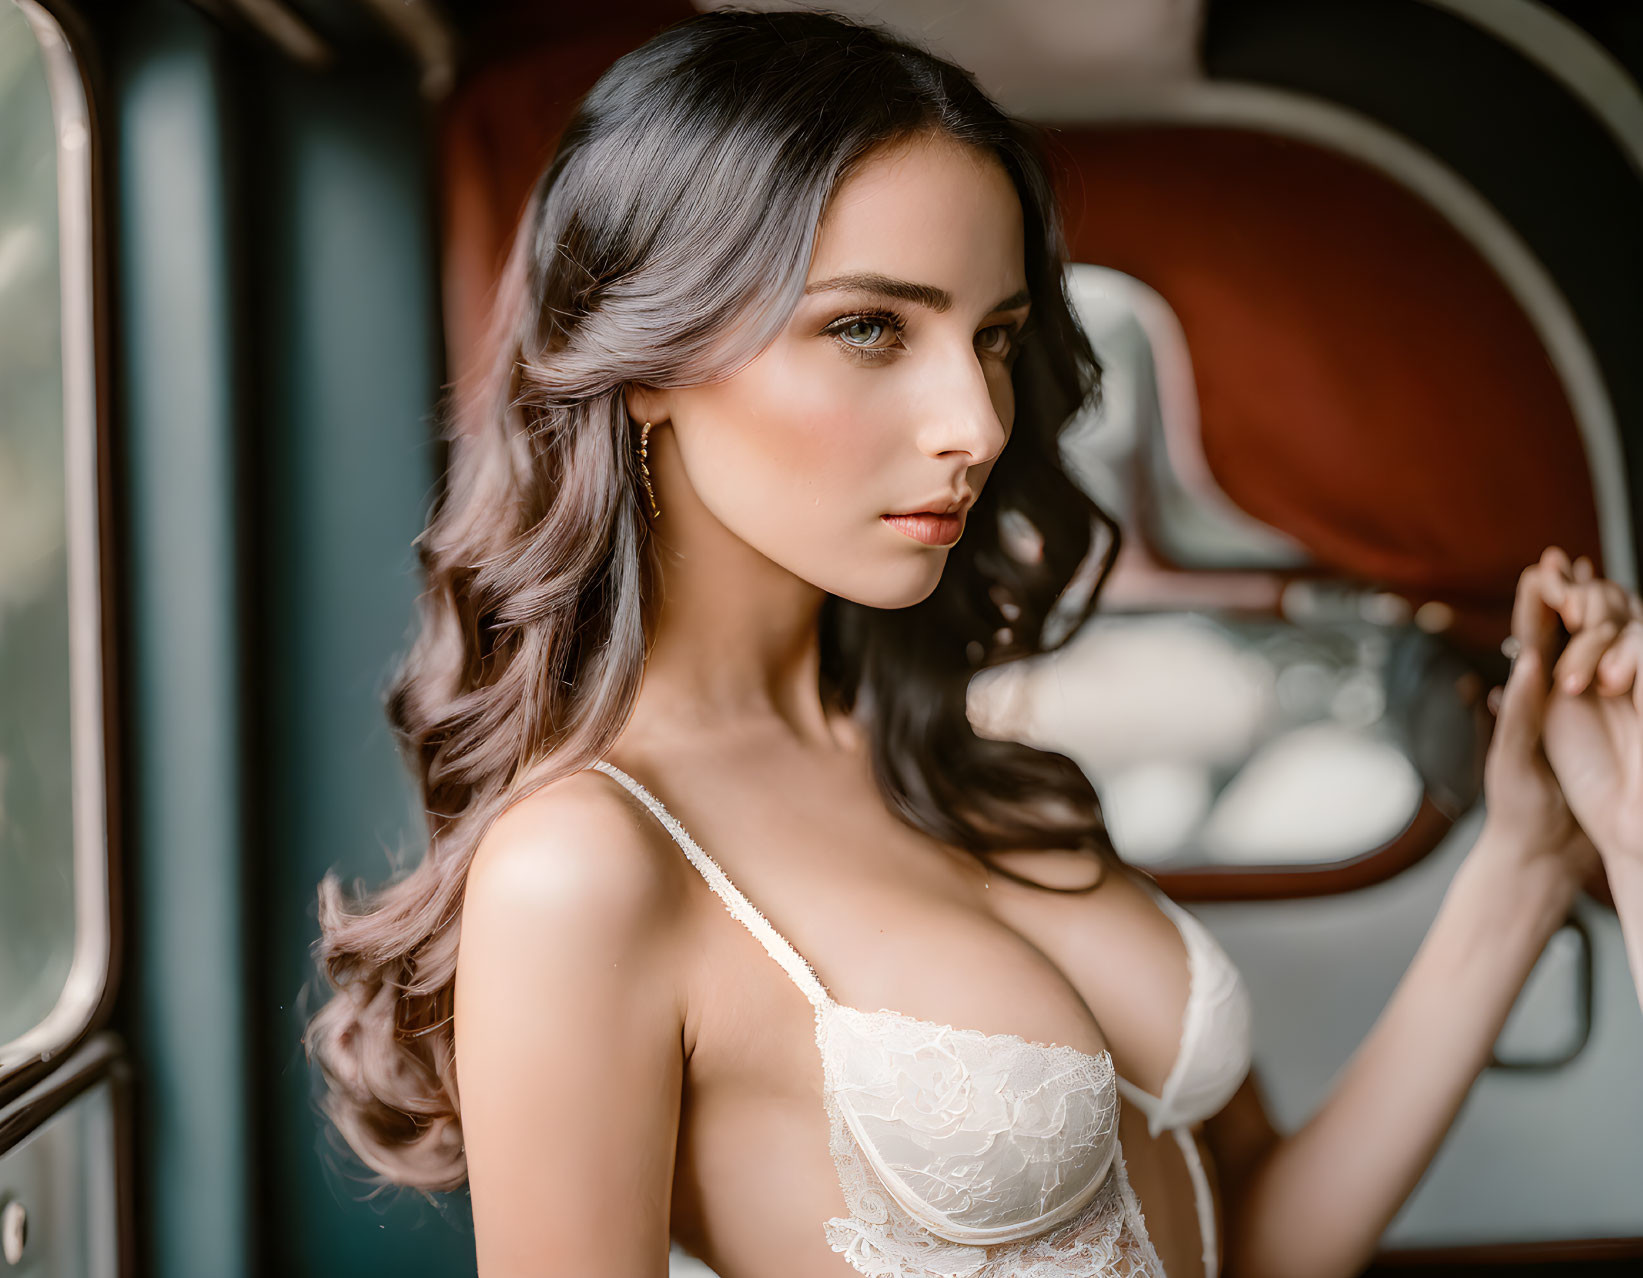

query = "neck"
[624,518,852,756]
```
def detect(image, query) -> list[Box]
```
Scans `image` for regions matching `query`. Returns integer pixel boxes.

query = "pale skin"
[452,131,1643,1278]
[1531,549,1643,1009]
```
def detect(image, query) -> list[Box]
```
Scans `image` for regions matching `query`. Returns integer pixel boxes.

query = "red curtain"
[1052,125,1601,648]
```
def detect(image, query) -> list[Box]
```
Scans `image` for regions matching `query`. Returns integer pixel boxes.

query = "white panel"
[1193,808,1643,1244]
[0,1078,119,1277]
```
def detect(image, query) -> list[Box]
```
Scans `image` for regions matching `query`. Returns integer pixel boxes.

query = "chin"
[830,554,949,611]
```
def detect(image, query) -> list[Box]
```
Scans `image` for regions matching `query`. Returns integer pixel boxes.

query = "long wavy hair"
[305,4,1125,1196]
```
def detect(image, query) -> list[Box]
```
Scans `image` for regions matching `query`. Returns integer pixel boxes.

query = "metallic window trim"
[0,1031,135,1276]
[354,0,457,101]
[1028,80,1634,595]
[0,0,115,1083]
[0,1032,122,1157]
[185,0,331,68]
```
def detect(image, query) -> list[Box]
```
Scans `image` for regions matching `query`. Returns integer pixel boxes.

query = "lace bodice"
[588,759,1250,1277]
[817,1001,1163,1277]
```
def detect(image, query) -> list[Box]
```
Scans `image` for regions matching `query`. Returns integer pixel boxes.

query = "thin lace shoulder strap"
[589,759,833,1010]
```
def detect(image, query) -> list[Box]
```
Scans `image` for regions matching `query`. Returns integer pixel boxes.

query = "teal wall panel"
[248,54,477,1278]
[111,2,474,1271]
[113,4,252,1276]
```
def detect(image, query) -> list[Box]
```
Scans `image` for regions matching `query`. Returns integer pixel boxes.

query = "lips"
[882,510,966,546]
[888,495,972,517]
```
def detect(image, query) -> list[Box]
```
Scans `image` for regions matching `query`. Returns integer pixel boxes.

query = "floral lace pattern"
[817,1002,1166,1277]
[584,762,1183,1278]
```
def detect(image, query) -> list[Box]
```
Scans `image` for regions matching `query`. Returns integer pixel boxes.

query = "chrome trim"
[189,0,331,68]
[0,1,113,1079]
[0,1033,121,1155]
[354,0,457,101]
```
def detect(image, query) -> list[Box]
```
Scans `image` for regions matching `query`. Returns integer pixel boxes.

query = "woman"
[304,9,1643,1277]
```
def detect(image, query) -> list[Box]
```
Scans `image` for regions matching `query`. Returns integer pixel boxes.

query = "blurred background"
[0,1,1640,1275]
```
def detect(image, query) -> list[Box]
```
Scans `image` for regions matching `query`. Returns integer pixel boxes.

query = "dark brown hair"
[305,3,1123,1195]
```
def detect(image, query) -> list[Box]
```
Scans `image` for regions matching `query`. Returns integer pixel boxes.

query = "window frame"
[0,0,119,1100]
[1043,82,1636,902]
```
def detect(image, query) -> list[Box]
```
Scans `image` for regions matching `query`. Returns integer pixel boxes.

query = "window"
[968,265,1487,885]
[0,0,110,1078]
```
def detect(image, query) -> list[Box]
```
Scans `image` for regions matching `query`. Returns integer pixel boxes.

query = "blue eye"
[839,319,888,345]
[822,309,1028,363]
[826,309,906,358]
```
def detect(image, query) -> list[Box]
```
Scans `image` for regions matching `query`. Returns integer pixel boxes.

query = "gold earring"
[638,420,660,518]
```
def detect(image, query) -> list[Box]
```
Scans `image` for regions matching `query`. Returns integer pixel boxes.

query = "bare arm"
[1602,856,1643,1016]
[455,774,689,1278]
[1535,551,1643,1017]
[1217,832,1574,1278]
[1207,547,1641,1275]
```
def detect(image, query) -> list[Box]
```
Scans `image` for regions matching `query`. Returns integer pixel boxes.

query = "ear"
[622,384,669,426]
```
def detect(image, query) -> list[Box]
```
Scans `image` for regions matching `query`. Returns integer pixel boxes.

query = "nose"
[918,344,1010,467]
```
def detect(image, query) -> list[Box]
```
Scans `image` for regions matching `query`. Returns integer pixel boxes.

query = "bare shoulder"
[464,766,695,948]
[457,766,698,1035]
[456,766,692,1272]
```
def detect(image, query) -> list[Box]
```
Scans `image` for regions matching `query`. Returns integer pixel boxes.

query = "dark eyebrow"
[803,272,1031,315]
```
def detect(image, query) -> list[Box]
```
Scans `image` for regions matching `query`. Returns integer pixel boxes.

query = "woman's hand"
[1535,553,1643,876]
[1475,547,1604,896]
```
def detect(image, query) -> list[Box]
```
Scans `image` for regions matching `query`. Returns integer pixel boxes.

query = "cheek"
[779,381,899,508]
[710,347,903,524]
[677,352,944,603]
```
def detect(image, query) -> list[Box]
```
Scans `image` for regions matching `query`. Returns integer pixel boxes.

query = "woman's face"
[634,131,1031,609]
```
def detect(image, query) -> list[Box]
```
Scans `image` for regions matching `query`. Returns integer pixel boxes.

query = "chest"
[598,750,1224,1277]
[667,760,1120,1073]
[593,741,1254,1278]
[672,1010,1205,1278]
